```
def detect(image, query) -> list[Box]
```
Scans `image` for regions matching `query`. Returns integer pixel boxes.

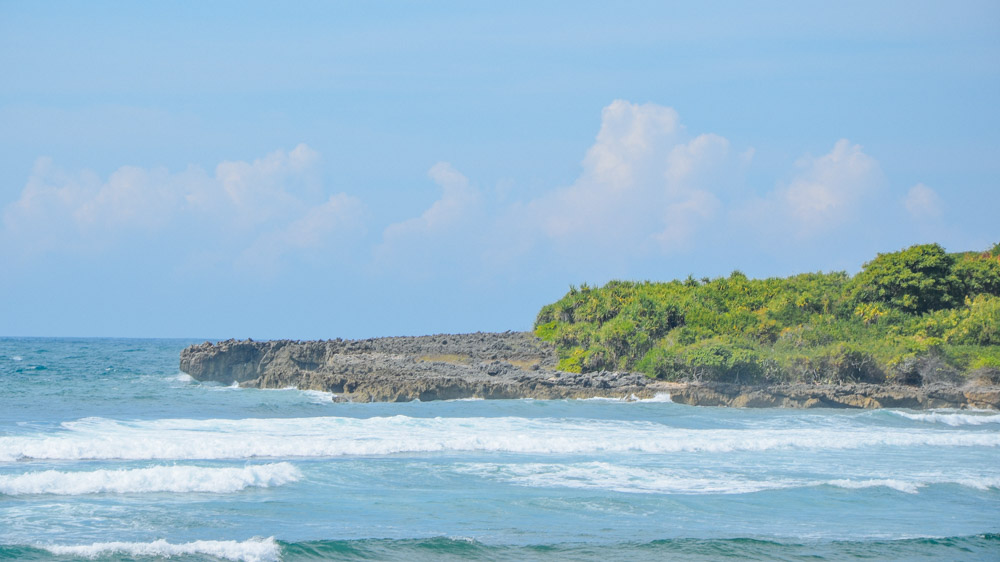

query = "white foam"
[0,463,301,495]
[457,462,1000,495]
[42,537,279,562]
[2,415,998,461]
[11,356,23,361]
[955,476,1000,490]
[577,393,672,403]
[300,389,335,404]
[889,410,1000,427]
[827,478,923,494]
[636,393,673,403]
[237,386,335,404]
[171,372,195,383]
[456,462,795,494]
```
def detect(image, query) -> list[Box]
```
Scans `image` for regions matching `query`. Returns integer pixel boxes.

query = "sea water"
[0,338,997,561]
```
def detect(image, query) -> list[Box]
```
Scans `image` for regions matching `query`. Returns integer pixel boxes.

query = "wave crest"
[0,463,300,496]
[41,537,279,562]
[889,410,1000,427]
[1,414,997,461]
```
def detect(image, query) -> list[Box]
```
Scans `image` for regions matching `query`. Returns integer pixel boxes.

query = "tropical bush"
[535,243,1000,384]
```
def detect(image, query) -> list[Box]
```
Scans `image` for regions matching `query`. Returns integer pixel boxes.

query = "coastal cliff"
[179,332,999,408]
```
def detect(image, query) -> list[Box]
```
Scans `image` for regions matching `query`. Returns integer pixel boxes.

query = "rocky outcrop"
[180,332,654,402]
[663,382,1000,410]
[180,332,1000,408]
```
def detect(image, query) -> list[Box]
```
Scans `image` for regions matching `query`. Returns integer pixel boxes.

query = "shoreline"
[179,332,1000,409]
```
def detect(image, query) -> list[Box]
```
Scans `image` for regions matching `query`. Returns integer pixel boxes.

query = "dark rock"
[179,333,999,408]
[180,332,653,402]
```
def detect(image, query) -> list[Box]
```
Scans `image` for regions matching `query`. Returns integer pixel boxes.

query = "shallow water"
[1,337,998,561]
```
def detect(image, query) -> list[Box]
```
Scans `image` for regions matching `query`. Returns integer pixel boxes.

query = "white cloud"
[519,101,743,254]
[381,162,481,242]
[3,102,921,288]
[372,101,754,277]
[240,193,365,272]
[731,139,886,243]
[903,183,942,218]
[780,139,884,230]
[2,144,364,269]
[211,144,322,226]
[581,100,682,191]
[374,162,483,276]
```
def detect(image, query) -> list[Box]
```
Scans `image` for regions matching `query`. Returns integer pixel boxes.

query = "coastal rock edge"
[180,332,999,408]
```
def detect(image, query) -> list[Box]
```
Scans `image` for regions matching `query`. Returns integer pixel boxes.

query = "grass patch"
[417,354,473,365]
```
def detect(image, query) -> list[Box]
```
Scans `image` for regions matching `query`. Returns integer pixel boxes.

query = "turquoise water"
[1,338,998,561]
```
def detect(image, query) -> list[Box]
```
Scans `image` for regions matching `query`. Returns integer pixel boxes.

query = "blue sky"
[2,1,998,339]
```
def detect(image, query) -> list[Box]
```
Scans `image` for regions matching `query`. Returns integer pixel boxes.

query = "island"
[180,243,1000,409]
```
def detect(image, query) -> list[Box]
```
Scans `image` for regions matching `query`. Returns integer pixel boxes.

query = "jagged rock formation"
[180,332,654,402]
[665,382,1000,410]
[180,332,999,408]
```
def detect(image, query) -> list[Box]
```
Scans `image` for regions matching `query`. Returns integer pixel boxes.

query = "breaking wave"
[456,462,1000,495]
[2,414,997,462]
[888,410,1000,427]
[0,463,301,495]
[40,537,279,562]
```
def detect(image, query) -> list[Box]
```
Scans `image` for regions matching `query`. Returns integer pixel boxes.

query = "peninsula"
[180,243,1000,409]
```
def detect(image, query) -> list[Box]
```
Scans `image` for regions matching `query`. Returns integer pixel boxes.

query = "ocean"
[0,337,997,561]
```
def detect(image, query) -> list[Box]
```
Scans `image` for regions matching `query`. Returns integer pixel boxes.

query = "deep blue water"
[1,337,998,561]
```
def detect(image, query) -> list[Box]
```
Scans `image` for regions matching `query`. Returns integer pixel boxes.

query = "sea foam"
[1,415,998,461]
[826,478,923,494]
[42,537,279,562]
[0,463,301,495]
[457,462,1000,495]
[889,410,1000,427]
[455,461,795,494]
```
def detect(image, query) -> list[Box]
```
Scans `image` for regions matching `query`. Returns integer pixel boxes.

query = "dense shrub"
[535,243,1000,383]
[847,243,962,314]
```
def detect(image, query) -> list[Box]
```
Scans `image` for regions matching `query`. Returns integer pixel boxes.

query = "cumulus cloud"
[903,183,942,218]
[373,102,914,281]
[374,162,484,276]
[369,101,765,281]
[518,100,745,255]
[1,144,364,269]
[239,193,366,273]
[3,102,922,287]
[780,139,884,229]
[732,139,886,241]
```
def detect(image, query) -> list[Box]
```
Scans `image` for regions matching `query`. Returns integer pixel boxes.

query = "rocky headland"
[179,332,999,409]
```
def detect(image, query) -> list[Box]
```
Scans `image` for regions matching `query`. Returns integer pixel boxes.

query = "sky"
[1,1,998,339]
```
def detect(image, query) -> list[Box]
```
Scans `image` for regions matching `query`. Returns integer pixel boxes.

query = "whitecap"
[889,410,1000,427]
[2,414,997,462]
[456,462,796,494]
[826,478,923,494]
[258,386,335,403]
[11,356,23,361]
[954,476,1000,490]
[635,393,673,403]
[456,462,1000,496]
[299,390,335,404]
[42,537,279,562]
[0,463,301,495]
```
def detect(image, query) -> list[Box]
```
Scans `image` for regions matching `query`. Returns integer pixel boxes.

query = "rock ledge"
[180,332,999,408]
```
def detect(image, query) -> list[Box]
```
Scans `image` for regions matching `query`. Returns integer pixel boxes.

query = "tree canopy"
[535,243,1000,384]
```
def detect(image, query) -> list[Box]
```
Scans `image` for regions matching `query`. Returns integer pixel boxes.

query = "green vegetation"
[535,243,1000,385]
